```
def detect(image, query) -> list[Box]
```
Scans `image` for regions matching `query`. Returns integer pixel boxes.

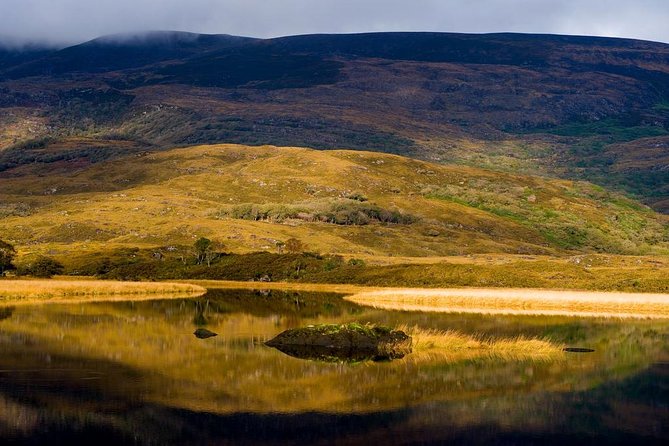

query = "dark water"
[0,288,667,445]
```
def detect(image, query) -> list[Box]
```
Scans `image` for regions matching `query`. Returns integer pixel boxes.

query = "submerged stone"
[194,328,218,339]
[265,323,412,362]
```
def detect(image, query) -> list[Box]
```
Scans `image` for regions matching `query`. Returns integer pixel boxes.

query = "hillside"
[0,144,667,265]
[1,32,668,212]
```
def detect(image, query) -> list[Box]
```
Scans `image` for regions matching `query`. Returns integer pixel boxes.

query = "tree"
[194,237,212,265]
[285,238,305,254]
[194,237,223,267]
[26,256,64,278]
[0,239,16,275]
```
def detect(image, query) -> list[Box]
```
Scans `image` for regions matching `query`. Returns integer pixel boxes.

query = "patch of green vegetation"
[217,199,417,225]
[528,117,668,142]
[307,323,392,339]
[653,100,669,112]
[422,179,665,253]
[44,89,136,135]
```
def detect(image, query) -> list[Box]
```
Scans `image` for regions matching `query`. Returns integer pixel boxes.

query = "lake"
[0,288,667,445]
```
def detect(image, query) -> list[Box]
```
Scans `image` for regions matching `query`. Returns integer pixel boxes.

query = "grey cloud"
[0,0,668,47]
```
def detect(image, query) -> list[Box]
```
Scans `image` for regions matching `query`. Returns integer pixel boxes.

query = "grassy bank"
[0,279,206,303]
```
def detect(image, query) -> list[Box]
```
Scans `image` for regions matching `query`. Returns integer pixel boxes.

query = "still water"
[0,288,667,445]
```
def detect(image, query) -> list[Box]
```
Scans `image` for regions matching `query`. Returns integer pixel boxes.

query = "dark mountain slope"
[1,31,257,77]
[0,48,52,68]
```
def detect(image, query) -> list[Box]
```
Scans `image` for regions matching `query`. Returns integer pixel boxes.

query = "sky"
[1,0,668,47]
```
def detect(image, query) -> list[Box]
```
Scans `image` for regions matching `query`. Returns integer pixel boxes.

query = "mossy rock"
[265,323,412,362]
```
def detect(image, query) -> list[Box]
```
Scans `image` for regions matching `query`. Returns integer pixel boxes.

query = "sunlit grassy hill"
[1,143,667,263]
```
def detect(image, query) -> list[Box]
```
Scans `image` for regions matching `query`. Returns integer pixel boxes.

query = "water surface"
[0,288,667,445]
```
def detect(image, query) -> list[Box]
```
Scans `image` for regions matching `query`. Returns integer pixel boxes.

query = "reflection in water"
[193,328,218,339]
[267,343,404,363]
[0,288,667,444]
[0,306,14,321]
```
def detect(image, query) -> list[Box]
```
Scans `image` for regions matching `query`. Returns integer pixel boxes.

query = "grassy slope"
[0,143,667,267]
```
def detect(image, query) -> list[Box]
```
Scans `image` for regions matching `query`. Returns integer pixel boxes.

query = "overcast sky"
[1,0,668,47]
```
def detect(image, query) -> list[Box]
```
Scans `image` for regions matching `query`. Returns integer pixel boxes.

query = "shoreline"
[3,278,669,318]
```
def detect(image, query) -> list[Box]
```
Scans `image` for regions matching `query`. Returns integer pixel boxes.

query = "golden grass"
[400,325,564,363]
[0,279,206,303]
[346,288,669,319]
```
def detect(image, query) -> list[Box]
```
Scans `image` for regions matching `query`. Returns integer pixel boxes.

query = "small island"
[265,323,412,362]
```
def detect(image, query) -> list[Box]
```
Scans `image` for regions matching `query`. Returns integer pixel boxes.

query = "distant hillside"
[0,144,666,261]
[1,31,669,212]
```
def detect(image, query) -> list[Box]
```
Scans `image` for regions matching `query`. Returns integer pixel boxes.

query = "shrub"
[323,255,344,271]
[347,258,366,267]
[345,192,369,202]
[285,238,305,254]
[23,256,64,278]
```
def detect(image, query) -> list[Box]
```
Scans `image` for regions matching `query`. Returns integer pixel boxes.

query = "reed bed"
[0,279,206,303]
[399,325,564,363]
[346,288,669,319]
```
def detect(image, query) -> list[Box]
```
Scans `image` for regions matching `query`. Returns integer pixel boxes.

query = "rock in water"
[265,323,412,362]
[194,328,218,339]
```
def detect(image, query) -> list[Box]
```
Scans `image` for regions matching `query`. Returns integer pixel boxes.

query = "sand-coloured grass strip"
[0,279,206,304]
[346,288,669,319]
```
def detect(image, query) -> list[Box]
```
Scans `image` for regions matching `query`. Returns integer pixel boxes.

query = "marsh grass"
[0,279,205,303]
[399,325,564,363]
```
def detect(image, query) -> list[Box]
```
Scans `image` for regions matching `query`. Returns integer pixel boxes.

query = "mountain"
[1,31,668,212]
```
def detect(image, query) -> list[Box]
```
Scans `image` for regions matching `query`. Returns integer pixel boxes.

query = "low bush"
[19,256,64,278]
